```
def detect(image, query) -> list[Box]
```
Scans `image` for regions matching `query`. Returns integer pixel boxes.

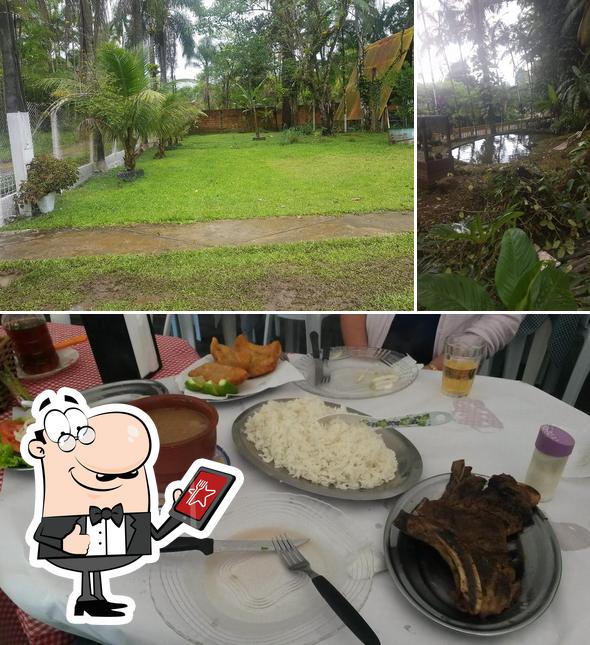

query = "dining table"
[0,359,589,645]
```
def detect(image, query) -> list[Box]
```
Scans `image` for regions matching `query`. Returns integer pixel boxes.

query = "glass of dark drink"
[1,314,59,375]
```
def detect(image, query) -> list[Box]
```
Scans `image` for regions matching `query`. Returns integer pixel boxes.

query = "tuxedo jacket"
[33,513,180,559]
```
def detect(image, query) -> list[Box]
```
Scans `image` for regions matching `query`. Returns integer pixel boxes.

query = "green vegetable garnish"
[0,441,28,469]
[185,377,238,397]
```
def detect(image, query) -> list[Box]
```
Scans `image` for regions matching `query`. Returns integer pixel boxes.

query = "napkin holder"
[82,314,162,383]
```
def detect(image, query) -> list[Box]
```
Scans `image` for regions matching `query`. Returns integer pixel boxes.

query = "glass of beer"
[441,336,484,397]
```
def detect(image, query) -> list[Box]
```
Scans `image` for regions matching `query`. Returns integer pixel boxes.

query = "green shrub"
[280,128,301,145]
[15,155,79,206]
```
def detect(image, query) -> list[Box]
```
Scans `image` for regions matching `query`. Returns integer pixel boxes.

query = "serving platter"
[383,473,562,636]
[232,398,423,501]
[82,379,168,405]
[291,347,419,399]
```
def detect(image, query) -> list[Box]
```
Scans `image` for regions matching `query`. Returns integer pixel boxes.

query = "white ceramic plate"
[175,355,305,403]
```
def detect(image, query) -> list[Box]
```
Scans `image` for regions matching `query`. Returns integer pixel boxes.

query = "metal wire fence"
[0,92,95,199]
[0,87,16,197]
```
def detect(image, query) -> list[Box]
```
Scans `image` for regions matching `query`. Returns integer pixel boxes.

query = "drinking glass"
[441,336,484,397]
[1,314,59,375]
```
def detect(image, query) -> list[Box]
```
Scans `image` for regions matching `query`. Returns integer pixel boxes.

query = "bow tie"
[89,503,124,527]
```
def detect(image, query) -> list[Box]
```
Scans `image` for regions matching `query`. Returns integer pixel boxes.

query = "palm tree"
[465,0,502,133]
[417,0,438,112]
[96,44,164,172]
[152,91,202,157]
[146,0,201,83]
[195,35,215,111]
[49,44,164,174]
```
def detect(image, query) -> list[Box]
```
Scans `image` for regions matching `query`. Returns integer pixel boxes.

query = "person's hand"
[62,524,90,555]
[173,488,183,503]
[425,355,444,371]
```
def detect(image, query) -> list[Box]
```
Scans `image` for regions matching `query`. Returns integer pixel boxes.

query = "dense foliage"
[15,154,79,205]
[1,0,414,135]
[418,0,590,133]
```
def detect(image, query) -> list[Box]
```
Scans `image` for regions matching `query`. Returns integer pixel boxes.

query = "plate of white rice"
[232,397,423,501]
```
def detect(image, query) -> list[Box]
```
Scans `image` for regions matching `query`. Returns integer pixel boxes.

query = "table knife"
[162,536,309,555]
[309,331,322,386]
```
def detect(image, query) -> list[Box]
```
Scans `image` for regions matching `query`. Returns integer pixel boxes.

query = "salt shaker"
[525,425,575,502]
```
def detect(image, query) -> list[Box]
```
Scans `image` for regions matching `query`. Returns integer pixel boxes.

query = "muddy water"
[452,133,546,164]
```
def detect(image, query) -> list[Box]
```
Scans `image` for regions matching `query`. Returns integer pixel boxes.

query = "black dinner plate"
[383,474,562,636]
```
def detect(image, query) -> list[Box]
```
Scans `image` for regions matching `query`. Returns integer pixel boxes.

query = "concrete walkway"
[0,212,412,261]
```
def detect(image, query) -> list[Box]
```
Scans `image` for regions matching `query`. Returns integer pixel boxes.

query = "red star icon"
[187,479,216,508]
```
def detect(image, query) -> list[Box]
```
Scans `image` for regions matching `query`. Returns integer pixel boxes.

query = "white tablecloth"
[1,371,589,645]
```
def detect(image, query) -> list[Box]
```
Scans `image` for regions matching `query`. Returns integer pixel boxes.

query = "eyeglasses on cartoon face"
[44,407,96,452]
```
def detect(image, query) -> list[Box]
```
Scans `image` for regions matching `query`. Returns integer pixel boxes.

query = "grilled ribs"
[394,460,540,617]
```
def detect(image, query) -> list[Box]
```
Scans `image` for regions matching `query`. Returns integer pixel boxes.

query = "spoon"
[318,411,453,429]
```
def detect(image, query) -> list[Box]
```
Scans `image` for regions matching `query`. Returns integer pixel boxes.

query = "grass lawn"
[4,132,413,230]
[0,234,413,310]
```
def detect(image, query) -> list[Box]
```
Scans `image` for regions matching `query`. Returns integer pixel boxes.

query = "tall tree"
[1,0,34,209]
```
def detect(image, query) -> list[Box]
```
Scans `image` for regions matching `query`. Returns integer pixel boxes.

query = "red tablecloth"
[0,322,199,420]
[0,322,199,644]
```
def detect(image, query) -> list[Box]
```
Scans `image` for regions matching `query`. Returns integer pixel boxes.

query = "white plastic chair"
[263,314,331,354]
[562,315,590,406]
[162,314,201,349]
[478,318,552,386]
[48,314,72,324]
[213,315,259,344]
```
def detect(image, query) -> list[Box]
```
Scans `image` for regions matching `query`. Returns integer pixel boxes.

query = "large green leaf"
[529,267,577,310]
[495,228,540,309]
[418,274,495,311]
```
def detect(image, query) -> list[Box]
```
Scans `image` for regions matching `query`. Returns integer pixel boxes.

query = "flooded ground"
[452,133,549,164]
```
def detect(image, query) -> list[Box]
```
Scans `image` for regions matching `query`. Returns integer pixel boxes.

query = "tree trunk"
[0,0,27,113]
[418,0,438,113]
[156,31,167,83]
[92,131,107,171]
[281,45,297,128]
[124,129,137,171]
[253,104,260,138]
[470,0,496,134]
[356,7,370,130]
[129,0,143,48]
[1,0,34,213]
[79,0,94,65]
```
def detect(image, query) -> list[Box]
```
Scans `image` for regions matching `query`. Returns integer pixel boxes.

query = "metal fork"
[374,348,396,367]
[372,347,391,363]
[272,535,380,645]
[320,345,331,384]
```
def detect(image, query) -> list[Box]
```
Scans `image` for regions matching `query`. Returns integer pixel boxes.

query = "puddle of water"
[452,133,543,164]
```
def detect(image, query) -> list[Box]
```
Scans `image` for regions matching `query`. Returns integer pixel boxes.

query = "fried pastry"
[211,334,282,378]
[188,362,248,385]
[234,334,282,377]
[210,337,249,370]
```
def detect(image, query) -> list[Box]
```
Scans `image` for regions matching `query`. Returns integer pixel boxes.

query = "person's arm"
[455,314,524,357]
[430,314,525,367]
[34,517,86,552]
[340,315,368,347]
[151,488,183,541]
[151,516,182,541]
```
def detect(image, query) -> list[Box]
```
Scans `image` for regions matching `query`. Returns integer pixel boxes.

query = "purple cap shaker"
[535,425,575,458]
